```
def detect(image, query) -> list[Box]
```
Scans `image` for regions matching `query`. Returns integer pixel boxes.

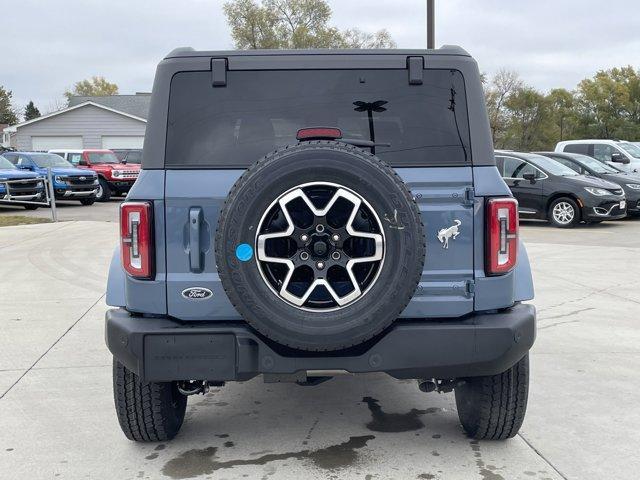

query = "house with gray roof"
[3,93,150,151]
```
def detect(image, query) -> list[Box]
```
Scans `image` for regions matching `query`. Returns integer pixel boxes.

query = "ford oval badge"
[181,287,213,300]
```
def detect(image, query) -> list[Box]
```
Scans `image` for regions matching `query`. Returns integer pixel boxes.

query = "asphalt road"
[0,215,639,479]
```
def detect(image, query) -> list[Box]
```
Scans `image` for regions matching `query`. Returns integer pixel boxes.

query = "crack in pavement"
[536,275,630,313]
[518,432,569,480]
[538,308,595,330]
[0,293,105,400]
[538,308,594,322]
[538,319,581,331]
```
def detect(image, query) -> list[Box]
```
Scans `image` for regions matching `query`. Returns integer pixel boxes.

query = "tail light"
[120,201,153,279]
[486,198,518,275]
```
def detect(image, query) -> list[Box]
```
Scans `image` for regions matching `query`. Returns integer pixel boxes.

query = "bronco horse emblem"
[437,219,462,249]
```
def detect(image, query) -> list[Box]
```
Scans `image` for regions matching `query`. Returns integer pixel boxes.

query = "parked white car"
[555,139,640,173]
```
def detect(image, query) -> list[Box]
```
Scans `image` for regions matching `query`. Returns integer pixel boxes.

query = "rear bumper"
[105,303,536,382]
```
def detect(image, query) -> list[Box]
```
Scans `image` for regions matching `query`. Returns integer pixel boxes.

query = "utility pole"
[427,0,435,49]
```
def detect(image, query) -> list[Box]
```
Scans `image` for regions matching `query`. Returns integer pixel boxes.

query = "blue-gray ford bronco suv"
[105,46,536,442]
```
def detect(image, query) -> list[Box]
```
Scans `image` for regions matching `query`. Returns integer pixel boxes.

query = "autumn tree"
[484,69,523,146]
[64,76,119,103]
[0,86,18,125]
[223,0,396,49]
[24,101,41,121]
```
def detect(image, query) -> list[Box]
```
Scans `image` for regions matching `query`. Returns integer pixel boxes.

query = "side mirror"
[522,172,537,183]
[611,152,630,164]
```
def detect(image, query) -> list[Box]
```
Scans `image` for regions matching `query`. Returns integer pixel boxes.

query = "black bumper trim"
[105,304,536,382]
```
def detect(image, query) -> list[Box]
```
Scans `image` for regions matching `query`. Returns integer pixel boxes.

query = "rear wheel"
[113,360,187,442]
[548,197,579,228]
[96,178,111,202]
[455,354,529,440]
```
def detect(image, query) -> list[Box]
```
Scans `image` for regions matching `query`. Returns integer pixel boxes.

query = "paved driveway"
[0,219,639,479]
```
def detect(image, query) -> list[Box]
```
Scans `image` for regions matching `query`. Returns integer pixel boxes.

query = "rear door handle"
[189,207,203,272]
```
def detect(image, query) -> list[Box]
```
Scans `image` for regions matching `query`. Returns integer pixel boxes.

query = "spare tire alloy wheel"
[256,182,384,311]
[216,141,425,352]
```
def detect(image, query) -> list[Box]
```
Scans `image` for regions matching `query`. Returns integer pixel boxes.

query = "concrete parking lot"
[0,198,123,223]
[0,209,639,479]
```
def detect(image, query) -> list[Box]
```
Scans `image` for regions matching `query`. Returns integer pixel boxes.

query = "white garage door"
[102,136,145,149]
[32,136,83,151]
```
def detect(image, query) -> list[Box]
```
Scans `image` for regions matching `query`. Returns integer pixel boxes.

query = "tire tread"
[455,354,529,440]
[112,360,186,442]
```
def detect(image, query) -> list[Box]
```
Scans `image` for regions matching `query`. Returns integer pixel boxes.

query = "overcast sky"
[4,0,640,115]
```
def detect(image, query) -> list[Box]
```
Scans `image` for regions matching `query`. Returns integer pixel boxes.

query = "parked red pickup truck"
[49,149,140,201]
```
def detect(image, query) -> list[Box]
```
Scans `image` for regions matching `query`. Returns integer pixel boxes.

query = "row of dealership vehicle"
[497,148,640,228]
[1,140,636,229]
[0,149,140,208]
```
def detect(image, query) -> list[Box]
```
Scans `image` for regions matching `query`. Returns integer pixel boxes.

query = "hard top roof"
[165,45,470,59]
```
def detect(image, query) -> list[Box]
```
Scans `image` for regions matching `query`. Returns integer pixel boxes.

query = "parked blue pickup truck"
[3,152,99,205]
[0,154,45,209]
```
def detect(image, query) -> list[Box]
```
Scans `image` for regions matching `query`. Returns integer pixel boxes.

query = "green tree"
[547,88,575,142]
[223,0,396,49]
[503,86,552,151]
[64,76,119,103]
[24,100,41,121]
[0,86,18,125]
[575,68,632,138]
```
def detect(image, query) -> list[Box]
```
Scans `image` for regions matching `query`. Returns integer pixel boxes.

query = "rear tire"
[454,354,529,440]
[96,178,111,202]
[23,205,39,210]
[548,197,580,228]
[113,360,187,442]
[215,141,425,351]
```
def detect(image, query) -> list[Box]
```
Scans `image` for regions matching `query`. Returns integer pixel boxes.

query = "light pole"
[427,0,435,49]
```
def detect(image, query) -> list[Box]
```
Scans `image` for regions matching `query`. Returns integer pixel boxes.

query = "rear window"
[166,69,471,168]
[564,143,590,155]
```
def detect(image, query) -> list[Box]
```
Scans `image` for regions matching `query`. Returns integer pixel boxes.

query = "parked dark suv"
[105,47,536,442]
[537,151,640,216]
[496,151,626,227]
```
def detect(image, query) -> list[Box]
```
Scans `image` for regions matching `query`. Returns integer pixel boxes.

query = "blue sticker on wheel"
[235,243,254,262]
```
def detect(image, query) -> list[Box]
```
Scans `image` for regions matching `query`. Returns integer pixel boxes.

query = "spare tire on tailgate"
[215,141,425,351]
